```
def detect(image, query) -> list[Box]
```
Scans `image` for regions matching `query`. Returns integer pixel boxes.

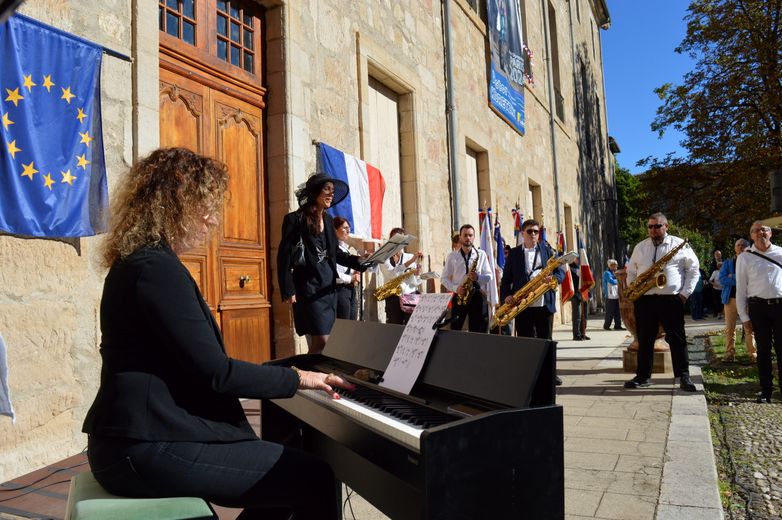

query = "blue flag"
[494,220,505,269]
[0,15,107,237]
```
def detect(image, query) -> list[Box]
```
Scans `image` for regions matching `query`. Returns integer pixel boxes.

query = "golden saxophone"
[375,268,416,301]
[624,238,689,302]
[455,256,480,306]
[490,251,577,329]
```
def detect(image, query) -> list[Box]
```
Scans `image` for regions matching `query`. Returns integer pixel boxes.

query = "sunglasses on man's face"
[647,224,664,229]
[525,229,540,235]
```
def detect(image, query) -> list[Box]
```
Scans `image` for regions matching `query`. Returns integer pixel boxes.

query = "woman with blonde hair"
[84,148,350,520]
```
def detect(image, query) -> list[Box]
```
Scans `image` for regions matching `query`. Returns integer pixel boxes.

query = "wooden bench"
[65,471,217,520]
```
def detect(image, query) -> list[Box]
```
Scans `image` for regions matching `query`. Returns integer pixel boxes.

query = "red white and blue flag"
[319,142,385,240]
[558,231,575,304]
[576,227,595,299]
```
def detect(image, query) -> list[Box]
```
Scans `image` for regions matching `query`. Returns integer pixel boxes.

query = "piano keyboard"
[296,384,458,451]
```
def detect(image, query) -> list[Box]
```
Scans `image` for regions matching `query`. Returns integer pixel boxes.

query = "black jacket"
[500,243,564,315]
[277,210,363,301]
[82,245,298,442]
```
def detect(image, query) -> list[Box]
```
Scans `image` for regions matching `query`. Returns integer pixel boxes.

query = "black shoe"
[573,336,583,341]
[679,375,696,392]
[756,392,772,404]
[582,335,591,340]
[624,377,651,389]
[555,376,563,386]
[603,326,611,330]
[614,326,625,330]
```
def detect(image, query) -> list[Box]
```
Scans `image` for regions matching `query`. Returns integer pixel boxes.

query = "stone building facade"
[0,0,616,479]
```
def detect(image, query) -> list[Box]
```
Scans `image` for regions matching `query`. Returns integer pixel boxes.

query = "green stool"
[65,471,217,520]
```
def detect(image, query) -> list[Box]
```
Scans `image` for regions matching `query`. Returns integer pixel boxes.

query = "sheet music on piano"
[379,292,452,394]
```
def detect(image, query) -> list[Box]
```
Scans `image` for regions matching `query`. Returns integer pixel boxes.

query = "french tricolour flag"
[320,142,385,240]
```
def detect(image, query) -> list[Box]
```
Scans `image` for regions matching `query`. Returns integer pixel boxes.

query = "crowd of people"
[80,149,780,518]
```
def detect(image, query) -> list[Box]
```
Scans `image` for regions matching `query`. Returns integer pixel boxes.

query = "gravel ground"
[694,336,782,520]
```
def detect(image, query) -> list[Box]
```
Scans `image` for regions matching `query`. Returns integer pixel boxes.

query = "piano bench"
[65,471,217,520]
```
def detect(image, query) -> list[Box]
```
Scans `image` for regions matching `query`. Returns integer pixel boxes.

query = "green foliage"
[614,164,646,247]
[652,0,782,168]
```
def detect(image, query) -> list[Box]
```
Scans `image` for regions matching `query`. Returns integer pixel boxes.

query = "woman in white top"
[334,217,360,320]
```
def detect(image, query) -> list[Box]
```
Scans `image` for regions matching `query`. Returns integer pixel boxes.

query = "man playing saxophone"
[624,212,700,392]
[378,227,423,325]
[442,224,494,332]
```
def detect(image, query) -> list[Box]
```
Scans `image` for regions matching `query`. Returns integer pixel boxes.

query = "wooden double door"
[159,65,271,363]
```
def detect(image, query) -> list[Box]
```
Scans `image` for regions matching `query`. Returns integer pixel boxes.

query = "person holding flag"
[574,227,596,339]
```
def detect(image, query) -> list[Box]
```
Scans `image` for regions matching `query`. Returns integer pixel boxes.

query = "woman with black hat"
[277,173,368,353]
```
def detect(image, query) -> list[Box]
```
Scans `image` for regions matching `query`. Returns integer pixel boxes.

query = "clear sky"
[602,1,694,173]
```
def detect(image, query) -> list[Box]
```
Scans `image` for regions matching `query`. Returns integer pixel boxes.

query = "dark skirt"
[293,290,337,336]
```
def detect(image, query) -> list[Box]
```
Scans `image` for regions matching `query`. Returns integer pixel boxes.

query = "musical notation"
[380,293,452,394]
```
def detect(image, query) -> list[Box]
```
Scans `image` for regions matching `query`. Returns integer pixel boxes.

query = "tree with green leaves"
[615,163,646,248]
[652,0,782,169]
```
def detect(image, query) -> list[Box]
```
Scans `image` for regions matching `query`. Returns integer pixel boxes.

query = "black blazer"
[500,243,565,315]
[82,245,298,442]
[277,210,362,301]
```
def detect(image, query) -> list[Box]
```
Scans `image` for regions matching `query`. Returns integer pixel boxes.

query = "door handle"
[239,275,251,288]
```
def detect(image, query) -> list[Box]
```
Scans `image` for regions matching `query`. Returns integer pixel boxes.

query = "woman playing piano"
[83,148,351,520]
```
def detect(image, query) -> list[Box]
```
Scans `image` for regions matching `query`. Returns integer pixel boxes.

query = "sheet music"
[362,234,415,265]
[380,293,452,394]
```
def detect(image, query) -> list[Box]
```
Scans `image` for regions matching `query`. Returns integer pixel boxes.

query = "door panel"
[221,308,269,364]
[159,63,270,363]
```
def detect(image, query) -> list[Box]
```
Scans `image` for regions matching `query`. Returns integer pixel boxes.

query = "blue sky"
[602,1,694,173]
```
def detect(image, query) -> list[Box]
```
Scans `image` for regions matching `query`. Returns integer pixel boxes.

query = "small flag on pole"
[576,227,595,299]
[480,208,499,307]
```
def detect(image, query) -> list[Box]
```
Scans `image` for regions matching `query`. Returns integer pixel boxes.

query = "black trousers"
[87,435,339,520]
[570,296,584,339]
[604,298,621,328]
[335,284,357,320]
[748,299,782,396]
[451,290,488,332]
[634,295,689,379]
[515,306,554,339]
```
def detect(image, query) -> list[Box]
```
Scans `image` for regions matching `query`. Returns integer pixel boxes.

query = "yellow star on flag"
[23,75,37,91]
[43,173,54,190]
[76,154,90,169]
[21,161,38,180]
[61,86,75,104]
[1,112,12,130]
[79,131,93,146]
[42,75,55,92]
[76,108,87,123]
[4,88,23,107]
[60,169,76,186]
[6,139,21,158]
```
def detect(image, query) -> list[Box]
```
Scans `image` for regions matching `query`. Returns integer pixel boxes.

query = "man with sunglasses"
[736,222,782,403]
[500,219,565,383]
[624,213,700,392]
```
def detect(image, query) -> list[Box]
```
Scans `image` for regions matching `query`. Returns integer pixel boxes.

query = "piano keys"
[262,319,564,519]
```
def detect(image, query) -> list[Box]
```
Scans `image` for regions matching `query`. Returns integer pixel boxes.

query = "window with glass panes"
[216,1,256,73]
[159,0,260,76]
[159,0,197,45]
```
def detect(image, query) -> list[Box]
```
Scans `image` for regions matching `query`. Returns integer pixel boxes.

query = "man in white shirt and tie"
[736,221,782,403]
[442,224,494,332]
[624,213,700,392]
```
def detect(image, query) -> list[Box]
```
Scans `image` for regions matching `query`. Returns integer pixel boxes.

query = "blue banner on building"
[0,15,107,237]
[487,0,526,135]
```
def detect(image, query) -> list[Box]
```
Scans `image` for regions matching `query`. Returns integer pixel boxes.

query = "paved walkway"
[345,316,725,520]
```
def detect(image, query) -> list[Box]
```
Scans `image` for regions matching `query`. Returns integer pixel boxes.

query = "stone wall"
[0,0,158,480]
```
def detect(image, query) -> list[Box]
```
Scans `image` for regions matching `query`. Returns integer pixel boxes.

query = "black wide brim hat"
[295,173,350,208]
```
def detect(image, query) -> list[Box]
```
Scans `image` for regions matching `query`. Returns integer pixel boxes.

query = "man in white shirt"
[736,221,782,403]
[378,227,423,325]
[442,224,494,332]
[624,213,700,392]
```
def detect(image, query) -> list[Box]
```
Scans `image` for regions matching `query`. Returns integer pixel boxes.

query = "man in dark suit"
[501,219,565,385]
[500,219,565,340]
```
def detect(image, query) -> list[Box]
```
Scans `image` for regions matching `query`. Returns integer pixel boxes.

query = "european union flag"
[0,15,107,237]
